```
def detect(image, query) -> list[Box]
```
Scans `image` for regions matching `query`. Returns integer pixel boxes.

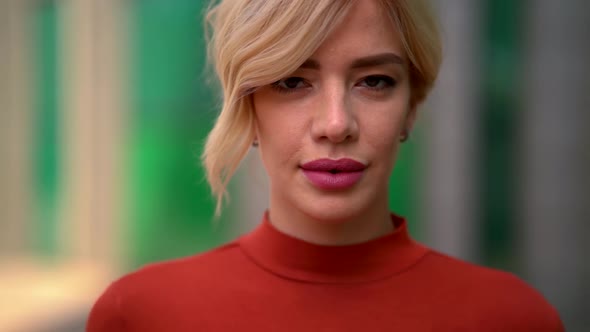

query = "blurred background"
[1,0,588,331]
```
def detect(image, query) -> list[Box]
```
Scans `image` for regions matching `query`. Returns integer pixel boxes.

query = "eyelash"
[270,77,309,94]
[270,75,397,94]
[358,75,397,91]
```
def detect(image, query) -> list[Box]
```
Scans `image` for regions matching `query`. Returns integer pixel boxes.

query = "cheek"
[360,104,408,156]
[254,93,308,170]
[363,118,400,164]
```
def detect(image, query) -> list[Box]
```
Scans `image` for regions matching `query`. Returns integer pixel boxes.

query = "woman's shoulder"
[418,248,564,331]
[86,240,248,331]
[110,240,245,293]
[422,248,540,292]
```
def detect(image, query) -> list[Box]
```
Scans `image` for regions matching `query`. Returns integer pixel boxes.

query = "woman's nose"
[311,85,359,143]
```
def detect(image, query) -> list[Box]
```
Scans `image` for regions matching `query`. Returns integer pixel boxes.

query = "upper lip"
[300,158,366,172]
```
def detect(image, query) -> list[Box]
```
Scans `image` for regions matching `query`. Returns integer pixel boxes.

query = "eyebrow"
[299,52,405,70]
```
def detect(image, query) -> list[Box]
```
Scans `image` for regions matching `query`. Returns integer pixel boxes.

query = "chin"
[296,191,371,224]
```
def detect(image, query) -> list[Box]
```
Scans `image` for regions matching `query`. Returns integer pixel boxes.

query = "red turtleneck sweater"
[87,214,564,331]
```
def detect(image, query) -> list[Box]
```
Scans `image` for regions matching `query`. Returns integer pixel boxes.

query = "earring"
[400,131,410,143]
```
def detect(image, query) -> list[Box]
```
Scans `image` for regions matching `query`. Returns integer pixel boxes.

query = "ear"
[404,105,418,134]
[252,117,260,147]
[253,125,259,142]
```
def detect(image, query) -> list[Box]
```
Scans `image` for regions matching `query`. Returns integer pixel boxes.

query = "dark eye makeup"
[270,77,309,94]
[270,74,397,95]
[358,75,397,90]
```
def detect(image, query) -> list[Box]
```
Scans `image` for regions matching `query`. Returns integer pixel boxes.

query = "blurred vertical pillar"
[424,0,481,261]
[57,0,127,267]
[520,1,590,330]
[0,0,34,256]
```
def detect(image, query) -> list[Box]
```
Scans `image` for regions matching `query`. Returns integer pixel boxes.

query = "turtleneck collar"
[239,212,430,284]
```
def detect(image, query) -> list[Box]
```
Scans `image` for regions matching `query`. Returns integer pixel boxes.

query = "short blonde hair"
[202,0,442,214]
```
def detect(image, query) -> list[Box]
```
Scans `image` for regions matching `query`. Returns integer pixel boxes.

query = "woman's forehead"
[309,0,406,66]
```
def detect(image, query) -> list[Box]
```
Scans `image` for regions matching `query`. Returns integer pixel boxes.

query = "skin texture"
[253,0,417,245]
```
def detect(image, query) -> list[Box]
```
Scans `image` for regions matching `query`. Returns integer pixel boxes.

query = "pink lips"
[300,158,366,190]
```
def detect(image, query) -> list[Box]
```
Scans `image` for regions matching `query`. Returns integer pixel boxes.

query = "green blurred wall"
[127,0,229,268]
[480,0,522,269]
[33,1,60,258]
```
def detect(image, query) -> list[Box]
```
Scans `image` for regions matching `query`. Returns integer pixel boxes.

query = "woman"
[87,0,564,331]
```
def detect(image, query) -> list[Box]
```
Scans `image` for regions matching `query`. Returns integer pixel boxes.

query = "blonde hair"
[202,0,442,214]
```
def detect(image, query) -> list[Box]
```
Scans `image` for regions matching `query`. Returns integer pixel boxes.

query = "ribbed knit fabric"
[87,213,564,331]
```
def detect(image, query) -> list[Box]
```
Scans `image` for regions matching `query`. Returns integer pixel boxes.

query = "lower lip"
[301,170,364,190]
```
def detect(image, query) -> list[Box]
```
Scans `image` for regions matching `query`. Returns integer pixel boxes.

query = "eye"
[358,75,396,90]
[271,77,310,93]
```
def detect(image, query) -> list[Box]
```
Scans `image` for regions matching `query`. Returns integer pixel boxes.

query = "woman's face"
[253,0,415,223]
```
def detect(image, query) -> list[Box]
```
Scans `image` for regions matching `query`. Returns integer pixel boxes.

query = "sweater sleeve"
[86,282,126,332]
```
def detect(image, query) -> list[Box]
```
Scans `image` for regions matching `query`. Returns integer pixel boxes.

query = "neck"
[268,196,394,246]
